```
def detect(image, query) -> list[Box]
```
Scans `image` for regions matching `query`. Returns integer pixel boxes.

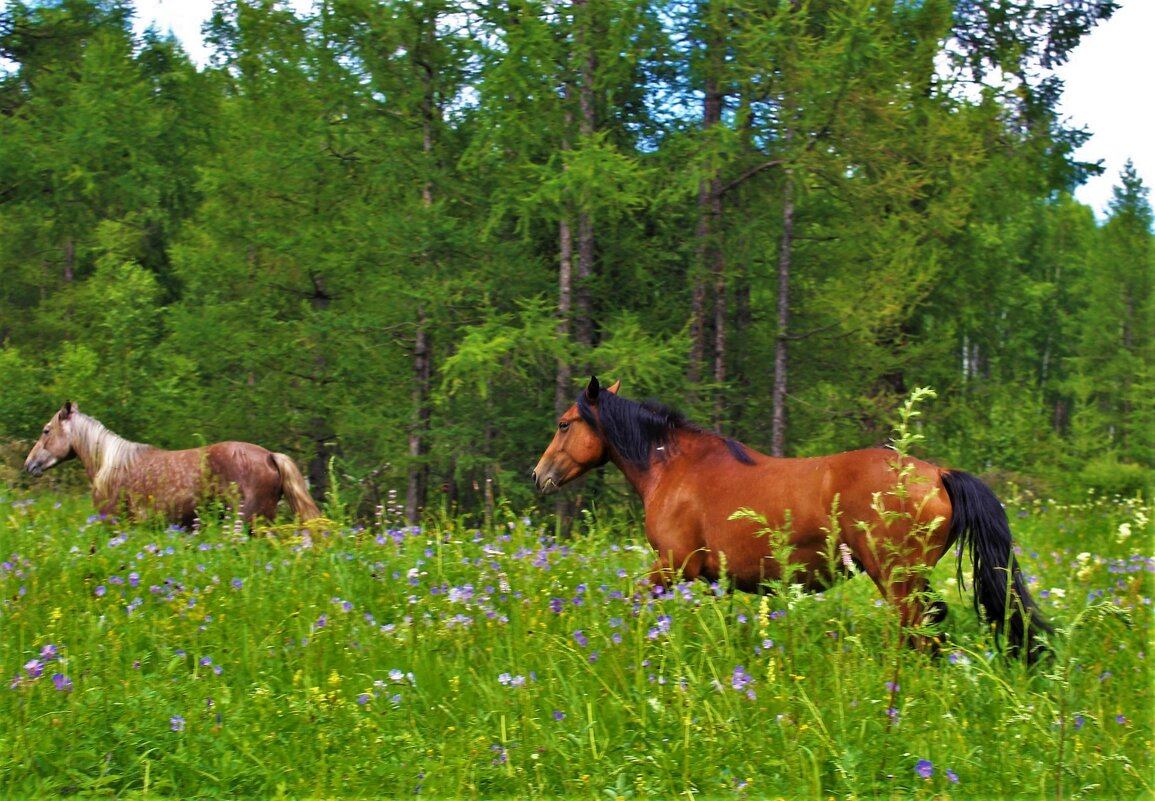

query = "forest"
[1,0,1151,523]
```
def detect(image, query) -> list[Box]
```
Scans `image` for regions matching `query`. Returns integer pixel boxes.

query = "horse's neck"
[70,414,150,495]
[615,428,759,502]
[611,429,697,502]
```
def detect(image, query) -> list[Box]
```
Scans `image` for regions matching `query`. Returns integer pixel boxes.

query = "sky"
[131,1,1150,221]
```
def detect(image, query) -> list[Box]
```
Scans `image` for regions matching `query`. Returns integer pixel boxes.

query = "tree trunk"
[771,172,794,458]
[690,36,724,399]
[556,216,574,415]
[406,14,438,525]
[574,0,596,363]
[406,309,431,524]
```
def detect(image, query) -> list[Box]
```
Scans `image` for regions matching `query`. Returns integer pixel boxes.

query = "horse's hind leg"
[894,578,951,656]
[864,567,946,656]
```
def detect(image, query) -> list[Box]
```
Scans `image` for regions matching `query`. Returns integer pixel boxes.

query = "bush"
[1077,456,1152,500]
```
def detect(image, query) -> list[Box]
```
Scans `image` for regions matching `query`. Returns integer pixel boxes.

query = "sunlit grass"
[0,489,1150,799]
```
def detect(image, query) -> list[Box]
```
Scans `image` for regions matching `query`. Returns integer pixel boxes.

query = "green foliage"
[1077,457,1153,501]
[0,348,46,439]
[0,488,1150,798]
[0,0,1148,517]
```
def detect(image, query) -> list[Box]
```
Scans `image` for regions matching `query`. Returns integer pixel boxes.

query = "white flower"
[1116,522,1131,543]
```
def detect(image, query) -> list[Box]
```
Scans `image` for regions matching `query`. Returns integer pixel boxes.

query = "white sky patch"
[1056,2,1154,219]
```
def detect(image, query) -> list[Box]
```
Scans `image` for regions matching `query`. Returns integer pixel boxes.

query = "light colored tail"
[271,452,322,521]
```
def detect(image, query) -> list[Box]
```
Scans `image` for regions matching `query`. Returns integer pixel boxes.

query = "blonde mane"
[68,413,152,500]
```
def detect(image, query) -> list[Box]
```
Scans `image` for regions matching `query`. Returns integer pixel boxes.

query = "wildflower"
[915,759,933,779]
[24,660,44,680]
[885,681,900,694]
[94,585,106,598]
[838,542,857,572]
[52,674,73,692]
[231,578,244,590]
[40,644,58,661]
[1117,522,1131,543]
[491,744,508,765]
[553,710,566,721]
[731,665,755,694]
[946,768,959,784]
[1116,714,1128,725]
[573,630,589,649]
[356,693,371,705]
[948,651,971,666]
[170,715,186,732]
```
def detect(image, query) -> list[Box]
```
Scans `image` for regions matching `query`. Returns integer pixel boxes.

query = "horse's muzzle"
[531,469,561,496]
[24,449,55,477]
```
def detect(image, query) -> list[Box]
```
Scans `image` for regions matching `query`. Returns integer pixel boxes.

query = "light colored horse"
[25,402,320,527]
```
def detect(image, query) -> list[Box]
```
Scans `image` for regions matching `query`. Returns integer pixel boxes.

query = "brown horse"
[25,402,321,527]
[533,378,1052,661]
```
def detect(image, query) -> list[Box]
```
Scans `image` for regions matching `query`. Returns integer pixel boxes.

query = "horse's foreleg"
[645,548,705,591]
[646,553,679,591]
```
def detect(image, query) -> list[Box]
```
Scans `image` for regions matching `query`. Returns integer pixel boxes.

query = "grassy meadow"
[0,485,1151,799]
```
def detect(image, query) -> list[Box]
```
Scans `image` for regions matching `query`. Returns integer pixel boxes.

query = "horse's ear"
[585,376,601,403]
[606,380,621,395]
[59,401,77,420]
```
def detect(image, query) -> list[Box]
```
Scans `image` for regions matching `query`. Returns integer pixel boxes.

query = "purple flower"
[885,681,900,694]
[40,644,58,661]
[553,710,566,721]
[94,585,106,598]
[731,665,756,698]
[24,659,44,680]
[573,630,589,649]
[170,715,186,732]
[915,759,933,779]
[549,597,564,613]
[52,674,73,692]
[946,768,959,784]
[231,578,243,590]
[1116,714,1128,725]
[356,693,371,705]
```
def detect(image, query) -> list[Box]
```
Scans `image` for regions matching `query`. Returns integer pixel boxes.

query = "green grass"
[0,489,1150,799]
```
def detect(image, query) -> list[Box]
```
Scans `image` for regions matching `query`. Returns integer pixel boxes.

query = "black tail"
[941,471,1053,663]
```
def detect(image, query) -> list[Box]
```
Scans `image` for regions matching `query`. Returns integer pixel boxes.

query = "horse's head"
[25,402,79,477]
[532,377,620,495]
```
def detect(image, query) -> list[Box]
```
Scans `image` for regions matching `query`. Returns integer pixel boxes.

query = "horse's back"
[653,443,951,589]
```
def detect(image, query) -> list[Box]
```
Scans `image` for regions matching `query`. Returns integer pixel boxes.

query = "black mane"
[577,389,755,470]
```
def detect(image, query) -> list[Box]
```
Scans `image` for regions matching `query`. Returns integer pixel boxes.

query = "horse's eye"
[558,421,570,432]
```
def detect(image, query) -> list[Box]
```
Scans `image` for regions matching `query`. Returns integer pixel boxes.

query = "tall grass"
[0,487,1150,799]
